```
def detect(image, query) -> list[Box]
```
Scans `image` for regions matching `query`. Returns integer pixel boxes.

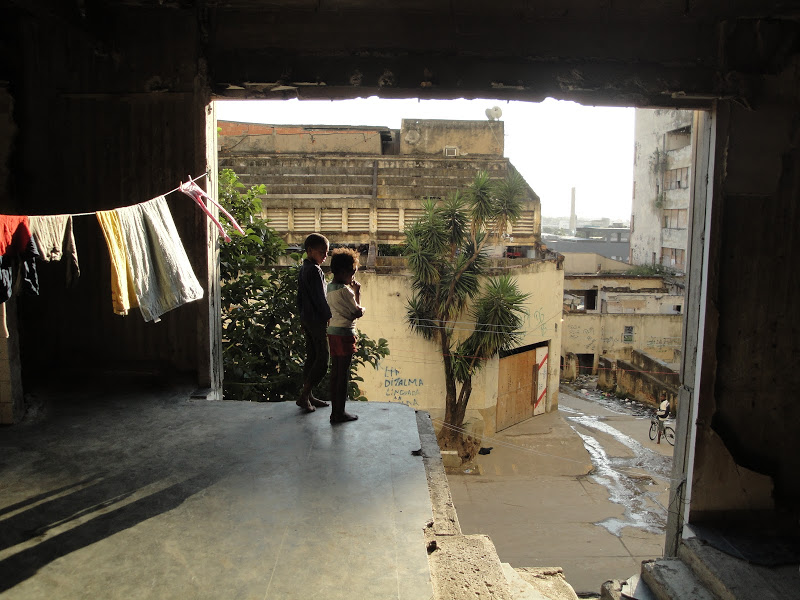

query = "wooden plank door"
[496,350,537,431]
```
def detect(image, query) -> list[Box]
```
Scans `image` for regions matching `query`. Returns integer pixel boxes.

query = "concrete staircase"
[603,536,800,600]
[220,154,513,200]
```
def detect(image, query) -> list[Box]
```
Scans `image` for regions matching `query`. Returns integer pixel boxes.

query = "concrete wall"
[562,313,683,372]
[564,275,665,292]
[561,253,635,274]
[1,8,217,411]
[602,292,684,315]
[0,85,20,424]
[603,354,679,409]
[687,101,800,518]
[355,258,563,436]
[630,109,694,267]
[399,119,503,156]
[218,121,385,154]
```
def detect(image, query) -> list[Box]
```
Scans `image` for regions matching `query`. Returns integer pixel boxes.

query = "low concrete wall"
[598,354,678,411]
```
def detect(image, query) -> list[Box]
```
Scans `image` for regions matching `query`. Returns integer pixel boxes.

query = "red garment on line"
[0,216,32,256]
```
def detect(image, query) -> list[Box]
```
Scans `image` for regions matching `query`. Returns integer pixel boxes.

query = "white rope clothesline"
[68,172,210,217]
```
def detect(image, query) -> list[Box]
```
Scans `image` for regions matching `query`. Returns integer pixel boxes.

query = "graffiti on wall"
[532,307,548,337]
[645,336,682,350]
[383,365,424,406]
[567,324,597,351]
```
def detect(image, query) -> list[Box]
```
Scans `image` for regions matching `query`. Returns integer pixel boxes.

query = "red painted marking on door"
[538,353,549,370]
[535,388,547,408]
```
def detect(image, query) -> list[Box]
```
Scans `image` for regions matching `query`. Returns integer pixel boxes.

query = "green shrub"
[218,169,389,401]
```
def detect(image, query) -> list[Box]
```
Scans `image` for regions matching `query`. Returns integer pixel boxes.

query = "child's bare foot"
[296,398,315,413]
[330,412,359,423]
[309,396,330,408]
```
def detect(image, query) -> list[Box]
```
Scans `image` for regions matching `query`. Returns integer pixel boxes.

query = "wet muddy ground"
[447,377,673,595]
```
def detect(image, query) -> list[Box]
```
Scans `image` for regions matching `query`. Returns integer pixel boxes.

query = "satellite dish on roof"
[485,106,503,121]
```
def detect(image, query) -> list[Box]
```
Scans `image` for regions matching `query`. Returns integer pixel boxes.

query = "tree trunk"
[439,328,462,448]
[441,372,473,450]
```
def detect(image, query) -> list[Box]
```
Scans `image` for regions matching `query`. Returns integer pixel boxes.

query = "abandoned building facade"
[2,1,799,597]
[218,118,563,437]
[218,118,542,257]
[630,109,694,272]
[560,254,684,407]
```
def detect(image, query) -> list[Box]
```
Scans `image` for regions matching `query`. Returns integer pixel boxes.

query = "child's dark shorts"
[328,334,357,357]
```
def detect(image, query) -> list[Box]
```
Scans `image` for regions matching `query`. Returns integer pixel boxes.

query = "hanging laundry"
[97,209,139,316]
[29,214,80,286]
[0,215,29,256]
[115,196,204,323]
[0,215,40,338]
[179,179,245,243]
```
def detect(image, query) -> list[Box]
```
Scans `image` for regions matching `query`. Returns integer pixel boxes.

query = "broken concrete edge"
[416,410,581,600]
[428,534,515,600]
[416,410,462,536]
[512,566,582,600]
[599,579,623,600]
[416,411,513,598]
[640,558,717,600]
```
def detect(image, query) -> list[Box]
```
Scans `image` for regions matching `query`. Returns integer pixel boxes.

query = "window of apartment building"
[347,208,370,231]
[661,247,686,269]
[664,167,689,190]
[512,212,536,235]
[662,208,688,229]
[585,289,597,311]
[264,207,289,231]
[623,325,634,342]
[320,208,343,231]
[665,126,691,151]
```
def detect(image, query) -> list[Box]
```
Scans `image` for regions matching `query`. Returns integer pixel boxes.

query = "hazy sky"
[216,97,635,220]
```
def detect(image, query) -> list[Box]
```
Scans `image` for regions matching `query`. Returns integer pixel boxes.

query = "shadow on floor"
[0,377,433,599]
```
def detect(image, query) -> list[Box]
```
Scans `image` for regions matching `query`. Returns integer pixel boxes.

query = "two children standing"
[296,233,364,423]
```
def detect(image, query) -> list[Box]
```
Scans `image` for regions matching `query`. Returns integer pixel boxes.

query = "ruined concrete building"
[630,109,694,271]
[218,118,541,257]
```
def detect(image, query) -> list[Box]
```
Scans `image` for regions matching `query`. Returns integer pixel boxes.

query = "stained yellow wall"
[562,313,683,364]
[354,259,563,436]
[562,253,635,274]
[399,119,504,156]
[564,275,664,291]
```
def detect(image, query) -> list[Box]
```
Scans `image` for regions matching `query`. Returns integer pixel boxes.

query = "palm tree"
[405,171,529,450]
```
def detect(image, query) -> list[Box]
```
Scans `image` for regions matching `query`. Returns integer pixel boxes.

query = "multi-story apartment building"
[218,118,542,261]
[630,110,694,272]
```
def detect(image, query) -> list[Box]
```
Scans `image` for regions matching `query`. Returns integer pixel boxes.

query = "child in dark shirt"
[326,248,365,423]
[296,233,332,413]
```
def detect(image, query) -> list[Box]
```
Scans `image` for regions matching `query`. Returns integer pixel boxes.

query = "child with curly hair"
[326,247,365,423]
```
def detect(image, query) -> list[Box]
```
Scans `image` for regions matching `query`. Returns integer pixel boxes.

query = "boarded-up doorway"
[496,345,548,431]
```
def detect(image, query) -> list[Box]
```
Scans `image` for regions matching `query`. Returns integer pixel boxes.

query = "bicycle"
[649,417,675,446]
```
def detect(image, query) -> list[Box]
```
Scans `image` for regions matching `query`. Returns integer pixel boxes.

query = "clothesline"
[69,172,210,217]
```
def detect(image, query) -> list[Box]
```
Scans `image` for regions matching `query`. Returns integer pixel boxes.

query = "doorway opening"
[208,96,709,593]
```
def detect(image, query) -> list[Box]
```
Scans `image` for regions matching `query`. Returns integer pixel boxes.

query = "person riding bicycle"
[656,392,670,421]
[649,392,675,445]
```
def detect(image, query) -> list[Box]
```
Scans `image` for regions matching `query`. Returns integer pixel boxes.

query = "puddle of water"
[562,393,672,537]
[576,430,667,537]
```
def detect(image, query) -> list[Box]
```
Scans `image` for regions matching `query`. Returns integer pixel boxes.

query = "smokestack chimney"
[570,187,577,234]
